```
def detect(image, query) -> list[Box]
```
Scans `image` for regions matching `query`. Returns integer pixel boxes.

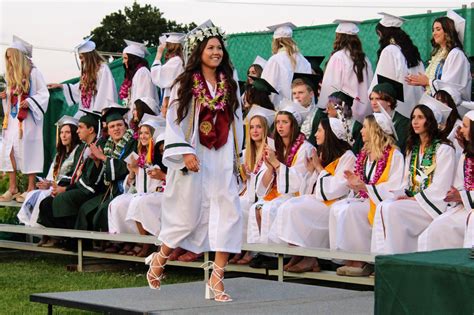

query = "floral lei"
[103,129,134,159]
[354,145,392,198]
[192,71,229,111]
[285,133,306,167]
[407,140,440,196]
[464,156,474,191]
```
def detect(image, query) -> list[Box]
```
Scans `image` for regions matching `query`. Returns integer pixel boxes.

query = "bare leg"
[26,173,35,192]
[135,222,151,257]
[255,207,262,233]
[8,149,17,193]
[209,251,231,301]
[147,243,173,289]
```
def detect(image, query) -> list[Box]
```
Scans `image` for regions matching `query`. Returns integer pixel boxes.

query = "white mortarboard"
[267,22,297,39]
[252,55,267,68]
[377,101,398,140]
[436,81,462,106]
[278,99,309,126]
[164,32,186,44]
[155,126,166,143]
[123,39,150,58]
[56,115,79,127]
[461,101,474,111]
[333,19,360,35]
[138,96,159,115]
[447,10,465,43]
[329,117,348,141]
[419,94,452,124]
[464,110,474,121]
[245,105,276,126]
[10,35,33,58]
[139,114,163,130]
[75,35,96,54]
[140,113,166,127]
[378,12,406,28]
[159,35,167,45]
[191,19,215,33]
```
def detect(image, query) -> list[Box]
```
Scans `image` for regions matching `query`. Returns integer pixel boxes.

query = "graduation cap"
[245,105,276,126]
[419,94,452,124]
[333,19,361,35]
[461,101,474,111]
[376,74,404,102]
[75,35,95,54]
[267,22,297,39]
[329,89,355,107]
[102,100,130,123]
[436,81,462,106]
[137,96,159,115]
[139,114,166,141]
[56,115,79,127]
[164,33,186,44]
[238,80,247,96]
[378,12,406,28]
[78,109,101,130]
[292,72,321,93]
[329,117,350,142]
[252,56,267,68]
[304,56,325,73]
[375,105,398,140]
[278,99,310,126]
[123,39,150,58]
[10,35,33,58]
[447,10,465,43]
[155,126,167,144]
[249,76,278,95]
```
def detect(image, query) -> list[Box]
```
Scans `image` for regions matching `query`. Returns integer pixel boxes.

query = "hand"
[0,91,6,99]
[47,83,63,89]
[344,170,365,192]
[126,163,138,176]
[304,154,315,173]
[157,42,166,55]
[397,195,416,200]
[147,168,166,180]
[310,148,323,172]
[20,99,29,109]
[264,145,278,167]
[405,72,429,87]
[183,153,199,172]
[89,143,106,162]
[444,186,462,203]
[51,183,66,197]
[454,126,465,150]
[36,180,51,190]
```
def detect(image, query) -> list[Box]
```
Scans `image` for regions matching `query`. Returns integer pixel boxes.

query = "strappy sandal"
[126,245,143,256]
[0,190,20,202]
[202,262,233,302]
[145,248,169,290]
[15,192,28,203]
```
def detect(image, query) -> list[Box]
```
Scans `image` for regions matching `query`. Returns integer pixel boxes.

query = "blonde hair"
[363,115,396,160]
[80,50,105,97]
[244,115,269,171]
[272,37,299,69]
[5,48,32,94]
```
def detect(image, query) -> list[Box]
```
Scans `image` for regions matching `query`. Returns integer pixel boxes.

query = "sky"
[0,0,470,82]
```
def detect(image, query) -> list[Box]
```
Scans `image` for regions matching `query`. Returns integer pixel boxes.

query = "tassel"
[55,123,59,147]
[2,115,8,129]
[146,137,153,165]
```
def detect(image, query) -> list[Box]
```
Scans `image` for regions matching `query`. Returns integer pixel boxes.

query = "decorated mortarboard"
[278,99,309,126]
[292,72,321,93]
[376,74,404,102]
[10,35,33,58]
[419,94,452,124]
[252,56,267,68]
[78,109,101,128]
[436,80,463,106]
[329,117,350,142]
[333,19,361,35]
[102,100,130,123]
[137,96,159,115]
[447,10,465,43]
[376,104,398,140]
[184,19,225,58]
[304,56,325,72]
[464,110,474,121]
[249,76,278,95]
[267,22,297,39]
[164,32,186,44]
[123,39,150,58]
[56,115,79,127]
[245,105,276,126]
[378,12,406,28]
[329,88,355,107]
[75,35,95,54]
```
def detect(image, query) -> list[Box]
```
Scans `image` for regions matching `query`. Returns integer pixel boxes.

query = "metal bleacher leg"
[48,304,52,315]
[278,254,284,282]
[203,252,210,282]
[77,239,83,272]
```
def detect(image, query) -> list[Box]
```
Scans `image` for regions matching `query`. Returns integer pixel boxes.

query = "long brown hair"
[165,42,184,63]
[431,16,464,57]
[464,118,474,158]
[80,50,105,96]
[318,118,352,166]
[244,115,269,171]
[53,124,80,179]
[274,112,300,163]
[173,36,238,124]
[5,48,32,94]
[331,33,368,83]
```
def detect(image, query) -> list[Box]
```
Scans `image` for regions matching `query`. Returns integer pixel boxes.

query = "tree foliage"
[90,2,196,53]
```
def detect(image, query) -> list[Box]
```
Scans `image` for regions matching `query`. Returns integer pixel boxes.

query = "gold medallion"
[200,121,212,135]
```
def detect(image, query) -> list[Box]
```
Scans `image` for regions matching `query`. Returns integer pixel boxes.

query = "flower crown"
[185,26,226,56]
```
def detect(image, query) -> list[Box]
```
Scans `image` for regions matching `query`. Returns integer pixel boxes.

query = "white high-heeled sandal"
[145,249,169,290]
[202,261,233,302]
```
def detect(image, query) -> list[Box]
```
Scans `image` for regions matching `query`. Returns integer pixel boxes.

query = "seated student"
[371,101,455,255]
[291,73,319,139]
[76,103,137,233]
[272,117,355,273]
[107,115,165,255]
[129,97,159,140]
[243,77,277,117]
[17,116,81,229]
[419,109,474,251]
[37,110,103,243]
[330,113,404,277]
[369,77,410,153]
[241,56,266,111]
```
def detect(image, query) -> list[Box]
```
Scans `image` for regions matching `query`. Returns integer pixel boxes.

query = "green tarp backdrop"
[42,8,473,176]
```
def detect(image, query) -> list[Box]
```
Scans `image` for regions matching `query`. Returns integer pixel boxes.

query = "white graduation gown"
[151,56,184,99]
[368,44,425,118]
[317,49,373,123]
[246,141,314,244]
[371,144,456,254]
[158,81,244,254]
[273,150,355,248]
[418,154,471,250]
[447,119,463,161]
[62,63,118,114]
[329,149,404,253]
[108,166,162,235]
[464,211,474,248]
[0,67,49,173]
[261,49,312,109]
[126,67,159,120]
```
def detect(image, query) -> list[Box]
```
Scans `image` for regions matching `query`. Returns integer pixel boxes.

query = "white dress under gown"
[246,141,314,244]
[329,148,404,253]
[108,166,163,235]
[151,56,184,100]
[371,144,455,254]
[418,154,472,251]
[158,81,244,254]
[368,44,425,119]
[273,150,355,249]
[0,67,49,174]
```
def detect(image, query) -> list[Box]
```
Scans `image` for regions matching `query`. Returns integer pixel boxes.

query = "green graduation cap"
[78,109,101,129]
[102,100,130,123]
[292,72,321,93]
[376,74,404,102]
[249,76,278,95]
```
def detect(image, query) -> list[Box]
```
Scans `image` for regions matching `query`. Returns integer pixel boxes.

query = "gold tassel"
[146,137,153,165]
[55,123,59,147]
[2,115,8,129]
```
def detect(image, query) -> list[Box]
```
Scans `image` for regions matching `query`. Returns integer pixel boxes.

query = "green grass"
[0,251,202,314]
